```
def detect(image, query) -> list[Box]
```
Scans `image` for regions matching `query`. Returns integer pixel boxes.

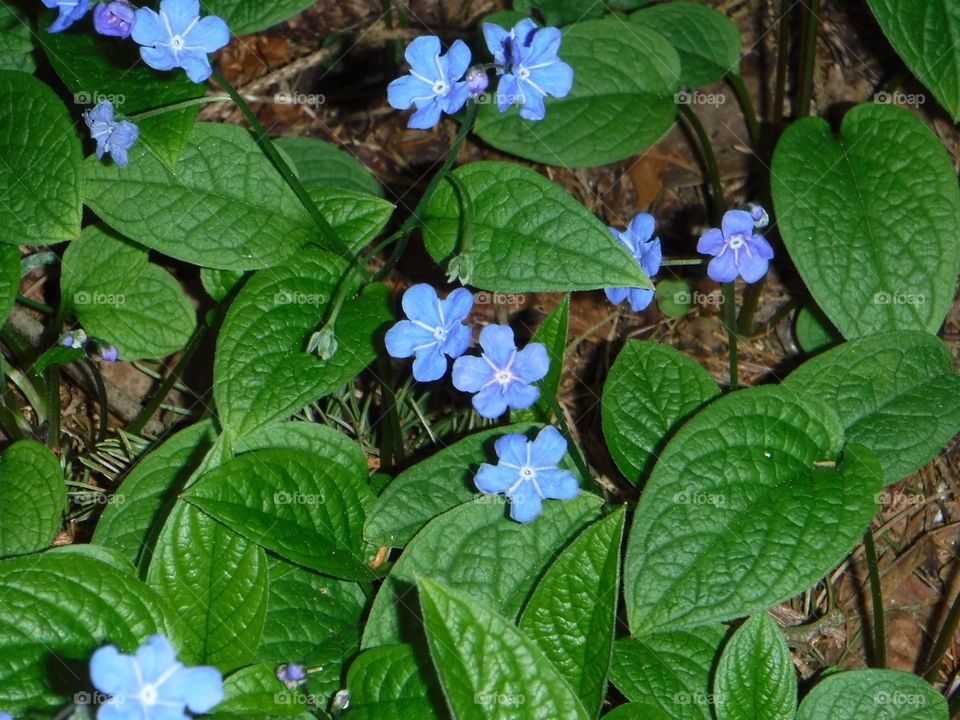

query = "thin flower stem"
[542,391,591,486]
[678,104,725,224]
[722,282,738,390]
[737,276,767,335]
[126,95,231,121]
[211,71,351,259]
[923,578,960,683]
[660,257,707,267]
[728,73,760,147]
[863,527,888,668]
[797,0,822,118]
[83,358,110,444]
[16,295,53,314]
[772,0,791,130]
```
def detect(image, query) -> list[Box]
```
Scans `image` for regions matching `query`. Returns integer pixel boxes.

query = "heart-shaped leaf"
[0,440,64,558]
[797,669,947,720]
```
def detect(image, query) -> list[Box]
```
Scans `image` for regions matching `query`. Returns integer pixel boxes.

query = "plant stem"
[84,358,109,444]
[127,95,231,121]
[863,527,887,668]
[722,282,738,389]
[678,104,725,224]
[16,295,53,314]
[737,277,767,334]
[211,71,351,259]
[543,391,591,486]
[660,257,708,267]
[772,0,792,130]
[797,0,822,118]
[923,577,960,683]
[728,73,760,147]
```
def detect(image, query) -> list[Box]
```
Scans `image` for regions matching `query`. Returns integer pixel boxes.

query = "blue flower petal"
[605,287,629,306]
[98,699,138,720]
[477,324,515,368]
[531,60,573,98]
[496,73,520,112]
[697,227,725,255]
[493,433,529,467]
[136,635,179,684]
[530,426,566,466]
[626,212,655,245]
[524,26,562,66]
[749,234,775,259]
[438,81,470,115]
[627,287,655,312]
[442,287,473,325]
[507,479,543,523]
[518,88,547,121]
[388,74,430,110]
[140,45,178,71]
[512,19,539,47]
[502,381,539,411]
[405,35,442,78]
[472,385,510,418]
[639,237,662,276]
[147,705,191,720]
[721,209,754,239]
[179,50,214,83]
[408,100,444,128]
[112,120,139,147]
[400,284,441,325]
[162,665,223,714]
[535,467,579,500]
[159,0,199,33]
[512,342,548,383]
[88,100,114,123]
[411,345,447,382]
[451,355,490,393]
[707,252,738,283]
[385,320,434,359]
[188,15,230,52]
[444,39,472,82]
[110,144,130,167]
[131,7,165,46]
[90,645,138,696]
[475,462,519,494]
[482,22,510,64]
[442,322,471,359]
[737,253,769,284]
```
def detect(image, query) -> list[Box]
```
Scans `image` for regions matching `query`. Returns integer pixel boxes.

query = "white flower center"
[432,325,446,341]
[432,79,448,95]
[170,35,185,50]
[728,233,747,250]
[494,369,514,386]
[139,683,159,705]
[519,466,535,480]
[517,66,531,81]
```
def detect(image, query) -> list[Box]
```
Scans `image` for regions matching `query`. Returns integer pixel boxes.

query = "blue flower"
[387,36,472,129]
[475,426,579,523]
[83,100,139,167]
[100,344,119,362]
[452,324,548,418]
[42,0,90,33]
[90,634,223,719]
[131,0,230,84]
[605,212,662,312]
[385,284,473,382]
[93,1,136,38]
[0,711,12,720]
[698,209,774,283]
[484,19,573,121]
[276,663,306,690]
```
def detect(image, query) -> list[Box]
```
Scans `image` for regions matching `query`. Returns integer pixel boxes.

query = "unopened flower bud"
[100,344,119,362]
[307,327,338,360]
[745,203,769,229]
[275,663,307,690]
[93,1,136,38]
[465,67,489,95]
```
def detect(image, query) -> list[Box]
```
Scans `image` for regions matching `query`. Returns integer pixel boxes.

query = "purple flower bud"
[60,333,74,348]
[745,203,769,229]
[100,345,119,362]
[93,1,136,38]
[465,67,489,95]
[276,663,307,690]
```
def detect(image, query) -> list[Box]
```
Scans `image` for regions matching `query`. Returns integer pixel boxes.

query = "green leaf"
[254,558,366,701]
[217,664,306,716]
[85,123,321,270]
[31,345,85,374]
[794,305,841,355]
[201,0,316,36]
[184,447,376,581]
[362,493,601,648]
[214,250,391,438]
[40,28,204,166]
[0,70,82,245]
[202,267,246,302]
[602,705,674,720]
[274,137,382,196]
[474,19,679,167]
[519,508,625,717]
[364,423,571,548]
[345,644,444,720]
[0,439,64,557]
[423,162,652,292]
[0,242,18,329]
[512,0,603,25]
[655,277,694,318]
[147,502,268,671]
[92,420,219,565]
[865,0,960,121]
[61,224,195,359]
[601,341,720,484]
[0,2,35,73]
[714,613,796,720]
[630,2,742,86]
[306,185,394,254]
[0,553,167,712]
[512,295,569,424]
[783,331,960,484]
[235,420,367,464]
[418,577,591,720]
[610,627,727,720]
[624,386,881,633]
[796,669,947,720]
[771,103,960,339]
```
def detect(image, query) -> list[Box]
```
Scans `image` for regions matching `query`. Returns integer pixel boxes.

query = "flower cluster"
[42,0,229,85]
[61,328,119,361]
[385,284,548,418]
[90,634,223,719]
[698,207,774,283]
[605,212,662,312]
[388,18,573,128]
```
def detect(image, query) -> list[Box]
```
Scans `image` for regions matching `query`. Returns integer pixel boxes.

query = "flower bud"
[275,663,307,690]
[93,1,136,38]
[465,67,489,95]
[307,327,338,360]
[745,202,769,229]
[100,344,119,362]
